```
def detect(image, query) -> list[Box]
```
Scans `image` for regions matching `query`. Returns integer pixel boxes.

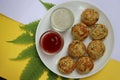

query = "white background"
[0,0,120,61]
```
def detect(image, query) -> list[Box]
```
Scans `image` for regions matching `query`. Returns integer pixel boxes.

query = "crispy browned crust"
[87,40,105,60]
[76,56,94,74]
[68,40,86,58]
[81,8,99,26]
[71,23,89,41]
[58,56,76,74]
[90,24,108,40]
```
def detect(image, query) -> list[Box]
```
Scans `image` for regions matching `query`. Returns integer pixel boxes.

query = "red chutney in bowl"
[39,30,64,55]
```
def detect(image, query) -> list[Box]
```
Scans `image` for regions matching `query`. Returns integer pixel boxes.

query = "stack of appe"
[58,8,108,74]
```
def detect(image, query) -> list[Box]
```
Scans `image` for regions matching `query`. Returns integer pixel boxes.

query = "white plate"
[35,0,114,78]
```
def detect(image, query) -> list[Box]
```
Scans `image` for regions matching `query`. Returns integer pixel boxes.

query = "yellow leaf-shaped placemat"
[82,59,120,80]
[0,14,29,80]
[0,14,120,80]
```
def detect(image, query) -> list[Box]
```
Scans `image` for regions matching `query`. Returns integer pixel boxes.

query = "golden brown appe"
[90,24,108,40]
[81,8,99,26]
[68,40,86,58]
[76,56,94,74]
[71,23,89,41]
[58,56,76,74]
[87,40,105,60]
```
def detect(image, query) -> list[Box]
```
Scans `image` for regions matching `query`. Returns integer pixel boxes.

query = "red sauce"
[40,30,64,54]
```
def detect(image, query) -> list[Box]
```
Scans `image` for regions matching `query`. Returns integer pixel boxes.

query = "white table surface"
[0,0,120,61]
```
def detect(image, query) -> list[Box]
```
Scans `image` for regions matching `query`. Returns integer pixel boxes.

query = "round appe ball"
[58,56,76,74]
[68,40,86,58]
[71,23,89,41]
[87,40,105,60]
[90,24,108,40]
[81,8,99,26]
[76,56,94,74]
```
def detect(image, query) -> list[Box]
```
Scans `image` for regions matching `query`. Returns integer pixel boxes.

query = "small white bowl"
[50,8,74,32]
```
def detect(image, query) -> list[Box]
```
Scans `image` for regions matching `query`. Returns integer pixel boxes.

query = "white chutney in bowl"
[50,8,74,32]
